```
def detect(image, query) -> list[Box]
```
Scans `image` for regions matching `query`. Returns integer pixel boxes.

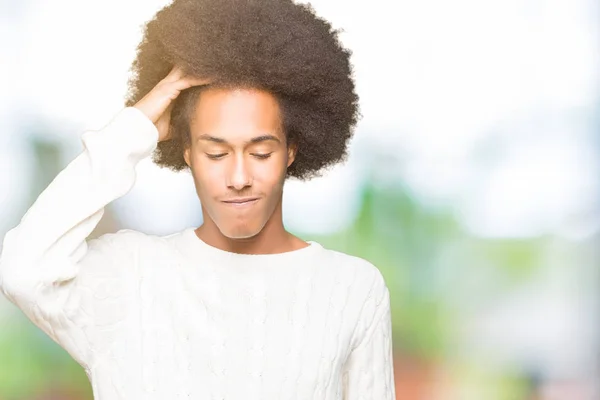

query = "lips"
[221,197,260,207]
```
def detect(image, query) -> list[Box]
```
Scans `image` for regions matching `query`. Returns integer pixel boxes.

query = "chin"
[218,222,263,240]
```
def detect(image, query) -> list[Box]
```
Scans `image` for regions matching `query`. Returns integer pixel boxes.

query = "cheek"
[190,158,224,194]
[254,157,288,186]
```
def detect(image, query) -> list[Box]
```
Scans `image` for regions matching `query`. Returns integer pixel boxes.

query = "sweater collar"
[176,227,323,268]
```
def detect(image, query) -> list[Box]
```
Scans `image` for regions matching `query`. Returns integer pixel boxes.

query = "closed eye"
[206,153,227,159]
[252,153,273,159]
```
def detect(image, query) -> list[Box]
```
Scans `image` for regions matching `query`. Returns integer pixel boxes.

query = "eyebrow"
[196,134,281,144]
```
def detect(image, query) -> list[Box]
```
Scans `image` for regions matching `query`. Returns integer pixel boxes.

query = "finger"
[185,76,212,86]
[170,76,211,92]
[163,65,185,83]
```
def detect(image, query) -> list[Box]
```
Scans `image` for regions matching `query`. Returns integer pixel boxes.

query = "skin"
[184,87,309,255]
[135,66,307,255]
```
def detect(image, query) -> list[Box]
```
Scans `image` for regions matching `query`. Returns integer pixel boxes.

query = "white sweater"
[0,107,396,400]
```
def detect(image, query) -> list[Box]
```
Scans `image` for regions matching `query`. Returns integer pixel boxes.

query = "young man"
[0,0,395,399]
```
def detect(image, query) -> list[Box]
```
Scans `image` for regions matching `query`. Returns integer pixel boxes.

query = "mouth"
[221,197,260,207]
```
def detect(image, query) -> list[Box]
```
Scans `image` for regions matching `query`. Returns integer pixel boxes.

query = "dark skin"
[135,66,308,255]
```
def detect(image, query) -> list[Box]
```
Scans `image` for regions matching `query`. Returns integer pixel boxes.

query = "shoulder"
[81,229,180,269]
[323,247,388,286]
[77,228,178,286]
[319,246,390,304]
[85,228,193,271]
[88,228,170,251]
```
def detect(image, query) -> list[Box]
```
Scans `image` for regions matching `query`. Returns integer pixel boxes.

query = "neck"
[194,197,307,255]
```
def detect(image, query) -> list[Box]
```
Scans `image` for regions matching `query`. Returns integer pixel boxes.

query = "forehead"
[189,87,284,142]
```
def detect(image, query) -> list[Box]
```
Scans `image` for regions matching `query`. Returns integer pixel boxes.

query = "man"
[0,0,395,398]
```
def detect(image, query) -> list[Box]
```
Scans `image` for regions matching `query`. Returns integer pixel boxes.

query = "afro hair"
[124,0,360,180]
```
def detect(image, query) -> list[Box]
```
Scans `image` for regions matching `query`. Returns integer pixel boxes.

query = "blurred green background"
[1,0,599,399]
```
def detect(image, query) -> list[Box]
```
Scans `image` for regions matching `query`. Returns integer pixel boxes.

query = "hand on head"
[133,65,210,141]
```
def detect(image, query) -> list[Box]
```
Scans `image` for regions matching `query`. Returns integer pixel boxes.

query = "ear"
[184,146,191,167]
[287,143,297,168]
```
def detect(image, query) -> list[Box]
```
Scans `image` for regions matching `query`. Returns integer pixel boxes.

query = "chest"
[131,259,356,398]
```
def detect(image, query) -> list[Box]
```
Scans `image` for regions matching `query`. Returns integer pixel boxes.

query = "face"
[183,87,296,239]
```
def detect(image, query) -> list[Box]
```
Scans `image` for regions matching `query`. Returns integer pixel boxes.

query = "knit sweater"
[0,107,396,400]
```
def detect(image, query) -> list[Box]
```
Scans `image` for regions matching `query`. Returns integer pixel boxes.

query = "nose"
[227,153,252,190]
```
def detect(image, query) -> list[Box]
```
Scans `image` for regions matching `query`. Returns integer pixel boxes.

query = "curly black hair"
[124,0,359,180]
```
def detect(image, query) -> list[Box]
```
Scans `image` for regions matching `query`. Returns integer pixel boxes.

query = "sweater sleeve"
[342,272,396,400]
[0,107,158,369]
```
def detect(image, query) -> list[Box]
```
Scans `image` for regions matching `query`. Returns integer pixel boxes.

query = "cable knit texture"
[0,107,396,400]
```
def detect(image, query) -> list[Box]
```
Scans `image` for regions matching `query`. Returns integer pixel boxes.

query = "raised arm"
[0,66,210,368]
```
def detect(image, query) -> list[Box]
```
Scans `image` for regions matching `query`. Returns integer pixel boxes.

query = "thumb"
[156,102,175,141]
